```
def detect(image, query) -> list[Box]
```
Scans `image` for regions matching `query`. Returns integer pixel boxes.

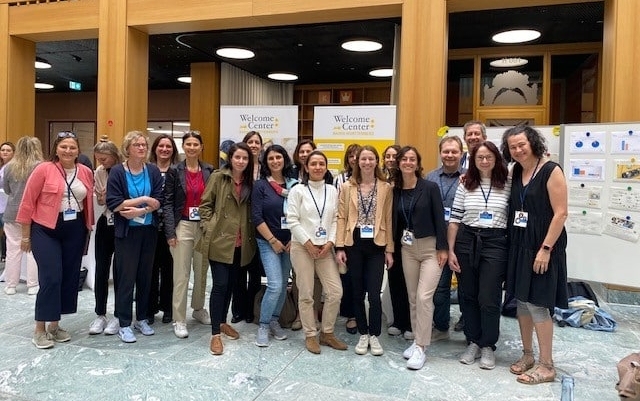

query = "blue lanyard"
[308,184,327,220]
[519,158,541,211]
[57,164,78,208]
[358,181,377,224]
[480,183,492,211]
[400,190,415,229]
[438,174,457,205]
[126,161,148,198]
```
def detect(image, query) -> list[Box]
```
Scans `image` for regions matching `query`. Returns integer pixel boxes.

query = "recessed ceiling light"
[489,58,528,68]
[492,29,541,44]
[34,83,54,89]
[341,40,382,52]
[177,76,191,84]
[216,47,255,59]
[369,68,393,77]
[268,72,298,81]
[35,58,51,69]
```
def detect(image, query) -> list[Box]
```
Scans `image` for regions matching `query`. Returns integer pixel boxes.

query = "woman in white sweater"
[287,150,347,355]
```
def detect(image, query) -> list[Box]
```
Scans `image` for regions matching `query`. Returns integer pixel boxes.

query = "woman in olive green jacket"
[197,142,256,356]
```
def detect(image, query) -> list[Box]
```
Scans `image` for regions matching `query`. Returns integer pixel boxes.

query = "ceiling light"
[216,47,255,59]
[369,68,393,77]
[492,29,541,44]
[489,58,528,68]
[35,57,51,69]
[268,72,298,81]
[341,40,382,52]
[34,83,54,89]
[177,76,191,84]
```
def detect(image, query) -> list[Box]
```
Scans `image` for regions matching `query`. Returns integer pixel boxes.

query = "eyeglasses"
[132,143,148,148]
[57,131,76,139]
[475,155,495,161]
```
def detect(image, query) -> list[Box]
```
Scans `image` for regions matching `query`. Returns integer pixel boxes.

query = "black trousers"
[94,215,116,316]
[148,229,173,318]
[455,225,507,350]
[114,225,157,327]
[231,252,261,321]
[432,264,464,331]
[31,214,86,322]
[210,248,241,335]
[346,232,385,337]
[387,243,411,332]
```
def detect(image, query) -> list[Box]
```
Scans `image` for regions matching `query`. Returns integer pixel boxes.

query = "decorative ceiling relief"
[482,70,539,106]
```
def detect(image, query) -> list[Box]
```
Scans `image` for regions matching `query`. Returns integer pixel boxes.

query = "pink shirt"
[17,161,94,230]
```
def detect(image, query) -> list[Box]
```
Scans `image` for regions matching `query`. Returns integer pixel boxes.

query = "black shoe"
[231,315,243,324]
[346,318,357,334]
[245,316,254,324]
[162,313,172,324]
[454,317,464,332]
[147,316,155,325]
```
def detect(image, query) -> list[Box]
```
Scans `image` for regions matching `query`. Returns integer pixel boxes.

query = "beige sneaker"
[431,328,450,342]
[369,335,384,356]
[46,326,71,343]
[192,309,211,325]
[32,331,54,349]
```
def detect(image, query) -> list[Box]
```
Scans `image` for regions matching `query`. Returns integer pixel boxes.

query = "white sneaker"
[89,316,108,335]
[27,286,39,295]
[387,326,401,336]
[403,331,415,340]
[406,346,426,370]
[103,317,120,335]
[403,341,417,359]
[4,286,16,295]
[173,321,189,338]
[192,309,211,325]
[369,335,383,356]
[479,347,495,370]
[459,342,481,365]
[430,328,450,342]
[355,334,369,355]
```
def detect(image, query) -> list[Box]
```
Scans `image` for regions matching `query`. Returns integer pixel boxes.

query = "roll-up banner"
[313,105,396,175]
[219,105,298,166]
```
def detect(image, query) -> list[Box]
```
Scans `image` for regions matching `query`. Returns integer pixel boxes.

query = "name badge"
[513,211,529,228]
[106,211,114,226]
[401,229,414,246]
[360,224,374,239]
[280,216,289,230]
[315,226,327,240]
[189,206,201,221]
[478,210,494,227]
[133,214,146,224]
[63,208,77,221]
[444,207,451,222]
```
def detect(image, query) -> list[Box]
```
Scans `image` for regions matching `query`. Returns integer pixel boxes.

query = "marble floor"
[0,277,635,401]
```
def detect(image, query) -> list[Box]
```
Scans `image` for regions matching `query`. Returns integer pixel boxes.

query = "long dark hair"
[501,124,547,163]
[293,139,316,169]
[149,134,179,165]
[301,150,327,185]
[464,141,508,190]
[226,142,253,201]
[393,146,423,190]
[260,144,293,178]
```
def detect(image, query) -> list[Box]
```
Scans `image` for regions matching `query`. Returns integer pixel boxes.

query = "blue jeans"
[257,238,292,325]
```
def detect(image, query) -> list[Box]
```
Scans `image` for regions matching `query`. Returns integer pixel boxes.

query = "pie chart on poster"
[592,141,600,148]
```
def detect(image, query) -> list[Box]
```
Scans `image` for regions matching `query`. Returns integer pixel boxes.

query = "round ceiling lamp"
[492,29,541,44]
[216,47,255,59]
[489,58,528,68]
[267,72,298,81]
[34,83,54,89]
[35,58,51,69]
[369,68,393,77]
[341,40,382,52]
[177,76,192,84]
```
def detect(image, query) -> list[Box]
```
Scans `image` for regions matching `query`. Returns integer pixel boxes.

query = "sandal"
[516,361,556,385]
[509,349,535,374]
[346,318,357,334]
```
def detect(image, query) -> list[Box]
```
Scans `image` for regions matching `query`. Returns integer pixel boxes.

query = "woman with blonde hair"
[2,137,42,295]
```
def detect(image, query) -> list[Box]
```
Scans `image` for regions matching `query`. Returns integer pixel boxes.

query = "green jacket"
[196,168,256,266]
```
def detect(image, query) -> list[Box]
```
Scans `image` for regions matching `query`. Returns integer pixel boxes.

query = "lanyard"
[519,158,541,210]
[400,190,415,229]
[357,181,377,224]
[57,164,78,208]
[308,183,327,220]
[126,161,148,197]
[438,173,457,205]
[479,182,492,211]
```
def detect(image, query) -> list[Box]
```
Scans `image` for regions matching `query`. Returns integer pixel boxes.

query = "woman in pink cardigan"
[17,132,94,349]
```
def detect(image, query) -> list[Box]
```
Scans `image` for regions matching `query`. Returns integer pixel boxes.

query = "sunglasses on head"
[57,131,77,139]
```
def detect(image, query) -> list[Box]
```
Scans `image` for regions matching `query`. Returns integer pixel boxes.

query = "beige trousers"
[290,241,342,337]
[401,236,443,348]
[170,220,207,322]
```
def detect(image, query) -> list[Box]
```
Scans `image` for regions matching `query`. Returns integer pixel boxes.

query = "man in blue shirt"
[426,135,466,341]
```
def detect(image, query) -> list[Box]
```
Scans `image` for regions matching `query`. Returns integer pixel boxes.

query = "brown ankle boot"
[210,334,223,355]
[305,336,321,354]
[319,332,347,350]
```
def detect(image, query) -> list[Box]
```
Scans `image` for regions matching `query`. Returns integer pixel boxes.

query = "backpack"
[567,281,599,306]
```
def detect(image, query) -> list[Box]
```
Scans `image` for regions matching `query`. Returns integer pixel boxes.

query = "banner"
[219,106,298,166]
[313,105,396,175]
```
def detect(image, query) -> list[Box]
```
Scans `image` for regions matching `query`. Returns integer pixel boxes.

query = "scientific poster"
[609,187,640,211]
[568,184,602,208]
[603,212,639,243]
[566,211,602,235]
[613,159,640,182]
[611,131,640,154]
[569,131,606,154]
[568,159,605,181]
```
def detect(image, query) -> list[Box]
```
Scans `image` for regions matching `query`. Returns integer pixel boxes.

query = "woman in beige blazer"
[336,145,394,357]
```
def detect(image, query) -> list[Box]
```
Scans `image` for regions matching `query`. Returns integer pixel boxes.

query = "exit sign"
[69,81,81,91]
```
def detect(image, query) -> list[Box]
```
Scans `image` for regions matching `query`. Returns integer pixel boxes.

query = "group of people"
[8,121,568,384]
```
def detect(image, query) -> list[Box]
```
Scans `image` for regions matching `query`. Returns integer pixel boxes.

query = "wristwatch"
[541,244,552,251]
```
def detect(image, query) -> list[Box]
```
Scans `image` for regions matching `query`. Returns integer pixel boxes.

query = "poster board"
[561,122,640,287]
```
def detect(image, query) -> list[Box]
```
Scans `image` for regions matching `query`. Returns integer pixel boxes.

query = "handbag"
[616,352,640,400]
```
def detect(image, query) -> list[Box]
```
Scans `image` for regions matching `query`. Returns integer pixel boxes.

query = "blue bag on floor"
[553,296,617,332]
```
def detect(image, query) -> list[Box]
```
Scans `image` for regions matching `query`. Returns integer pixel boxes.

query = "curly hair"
[501,125,547,163]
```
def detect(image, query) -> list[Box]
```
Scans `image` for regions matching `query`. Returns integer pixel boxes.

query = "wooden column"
[190,62,220,167]
[601,0,640,122]
[397,0,447,170]
[97,0,148,146]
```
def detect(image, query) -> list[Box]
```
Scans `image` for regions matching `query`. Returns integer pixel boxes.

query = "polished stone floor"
[0,276,634,401]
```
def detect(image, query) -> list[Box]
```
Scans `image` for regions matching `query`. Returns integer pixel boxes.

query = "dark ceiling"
[34,2,604,93]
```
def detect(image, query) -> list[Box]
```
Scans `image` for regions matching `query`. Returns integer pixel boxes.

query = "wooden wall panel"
[190,62,219,167]
[7,35,34,141]
[8,0,98,41]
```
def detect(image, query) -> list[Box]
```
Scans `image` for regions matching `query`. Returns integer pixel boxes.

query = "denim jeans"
[257,238,292,325]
